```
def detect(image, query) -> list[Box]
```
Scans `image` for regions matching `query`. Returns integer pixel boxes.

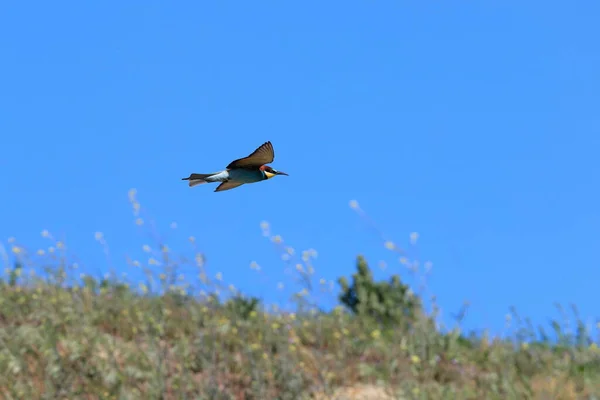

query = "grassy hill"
[1,193,599,399]
[1,261,599,399]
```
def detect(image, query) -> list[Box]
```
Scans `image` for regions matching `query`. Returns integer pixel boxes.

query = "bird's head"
[260,165,289,179]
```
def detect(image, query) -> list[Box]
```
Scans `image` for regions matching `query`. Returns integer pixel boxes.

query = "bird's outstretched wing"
[226,141,274,169]
[215,181,245,192]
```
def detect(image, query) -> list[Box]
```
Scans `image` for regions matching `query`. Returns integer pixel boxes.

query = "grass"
[1,191,599,399]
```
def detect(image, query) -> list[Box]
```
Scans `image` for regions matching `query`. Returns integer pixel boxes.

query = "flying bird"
[181,141,289,192]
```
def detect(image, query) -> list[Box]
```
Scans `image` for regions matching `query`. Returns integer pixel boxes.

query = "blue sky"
[1,2,599,336]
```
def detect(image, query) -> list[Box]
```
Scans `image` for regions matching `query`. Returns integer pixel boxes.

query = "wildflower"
[215,272,222,281]
[249,311,257,319]
[135,218,144,226]
[11,246,22,254]
[285,246,295,255]
[319,278,326,285]
[271,322,280,330]
[371,329,381,339]
[349,200,359,209]
[189,236,196,243]
[272,235,283,244]
[37,249,45,256]
[424,261,433,273]
[277,282,284,290]
[410,355,421,364]
[301,251,310,262]
[384,241,395,250]
[296,264,304,272]
[250,261,260,271]
[334,332,341,339]
[148,258,158,266]
[142,244,151,252]
[409,232,419,245]
[128,188,137,201]
[94,232,104,241]
[41,230,50,238]
[159,273,166,281]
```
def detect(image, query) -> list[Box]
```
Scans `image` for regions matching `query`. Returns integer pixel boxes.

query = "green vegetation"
[1,192,599,399]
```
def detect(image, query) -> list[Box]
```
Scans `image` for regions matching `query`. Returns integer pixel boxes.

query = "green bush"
[338,255,422,329]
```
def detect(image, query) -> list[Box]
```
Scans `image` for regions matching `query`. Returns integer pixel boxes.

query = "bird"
[181,141,289,192]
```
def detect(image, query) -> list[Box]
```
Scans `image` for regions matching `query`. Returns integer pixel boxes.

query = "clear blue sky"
[1,2,599,336]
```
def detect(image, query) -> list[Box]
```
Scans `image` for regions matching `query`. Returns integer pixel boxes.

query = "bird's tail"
[182,173,214,187]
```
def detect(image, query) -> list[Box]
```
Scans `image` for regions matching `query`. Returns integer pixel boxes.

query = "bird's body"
[188,168,266,185]
[181,141,288,192]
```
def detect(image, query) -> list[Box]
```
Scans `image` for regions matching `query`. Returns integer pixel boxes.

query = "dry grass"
[0,191,599,399]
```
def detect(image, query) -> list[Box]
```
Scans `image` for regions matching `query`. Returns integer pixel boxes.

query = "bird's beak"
[276,171,289,176]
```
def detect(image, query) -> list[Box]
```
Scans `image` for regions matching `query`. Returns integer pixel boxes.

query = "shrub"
[338,255,422,330]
